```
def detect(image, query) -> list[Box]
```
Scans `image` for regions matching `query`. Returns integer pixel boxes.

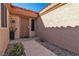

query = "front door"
[20,16,29,38]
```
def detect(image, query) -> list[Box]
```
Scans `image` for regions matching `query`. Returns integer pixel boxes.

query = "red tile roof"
[11,5,39,14]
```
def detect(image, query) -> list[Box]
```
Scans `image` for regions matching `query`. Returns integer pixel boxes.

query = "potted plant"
[9,23,17,40]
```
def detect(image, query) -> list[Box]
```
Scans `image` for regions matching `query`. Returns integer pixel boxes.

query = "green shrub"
[9,43,24,56]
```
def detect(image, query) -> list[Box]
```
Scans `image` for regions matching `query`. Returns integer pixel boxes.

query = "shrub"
[9,42,24,56]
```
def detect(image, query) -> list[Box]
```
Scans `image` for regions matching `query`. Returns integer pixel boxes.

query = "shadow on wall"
[36,17,79,54]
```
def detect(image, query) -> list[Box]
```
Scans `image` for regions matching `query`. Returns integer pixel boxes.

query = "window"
[31,19,35,31]
[1,3,7,27]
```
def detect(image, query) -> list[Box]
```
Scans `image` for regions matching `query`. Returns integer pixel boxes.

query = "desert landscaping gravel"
[36,39,79,56]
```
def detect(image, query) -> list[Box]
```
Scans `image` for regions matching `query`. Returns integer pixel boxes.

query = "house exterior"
[8,4,38,38]
[0,3,38,55]
[1,3,79,55]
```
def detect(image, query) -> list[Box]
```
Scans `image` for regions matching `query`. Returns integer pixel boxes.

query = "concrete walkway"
[9,38,56,56]
[22,40,56,56]
[9,37,39,44]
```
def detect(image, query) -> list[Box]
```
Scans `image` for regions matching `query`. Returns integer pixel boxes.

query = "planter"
[9,43,25,56]
[4,43,26,56]
[10,31,15,40]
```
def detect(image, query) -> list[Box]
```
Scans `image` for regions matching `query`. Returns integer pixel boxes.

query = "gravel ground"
[36,39,79,56]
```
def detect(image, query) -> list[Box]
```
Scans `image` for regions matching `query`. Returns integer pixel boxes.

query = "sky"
[12,3,49,12]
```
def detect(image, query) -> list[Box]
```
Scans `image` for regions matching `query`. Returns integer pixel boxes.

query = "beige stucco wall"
[40,4,79,27]
[10,14,20,39]
[0,29,9,55]
[36,3,79,53]
[0,4,9,55]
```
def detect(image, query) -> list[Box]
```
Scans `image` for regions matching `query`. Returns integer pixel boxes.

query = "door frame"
[29,18,36,37]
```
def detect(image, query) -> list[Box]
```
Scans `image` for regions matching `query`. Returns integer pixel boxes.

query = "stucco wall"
[36,4,79,53]
[0,4,9,55]
[0,29,9,55]
[10,14,20,39]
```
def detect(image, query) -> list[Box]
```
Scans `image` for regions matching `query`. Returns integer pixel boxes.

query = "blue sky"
[12,3,49,12]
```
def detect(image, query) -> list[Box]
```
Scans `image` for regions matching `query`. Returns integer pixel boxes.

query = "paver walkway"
[22,40,56,56]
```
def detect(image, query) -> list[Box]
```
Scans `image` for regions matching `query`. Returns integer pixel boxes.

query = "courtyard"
[4,37,79,56]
